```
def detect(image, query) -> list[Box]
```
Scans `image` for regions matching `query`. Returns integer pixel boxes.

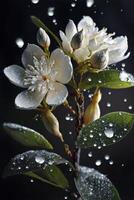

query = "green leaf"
[3,150,68,178]
[75,166,121,200]
[79,69,134,90]
[31,16,62,48]
[77,112,134,148]
[3,123,53,150]
[25,165,69,189]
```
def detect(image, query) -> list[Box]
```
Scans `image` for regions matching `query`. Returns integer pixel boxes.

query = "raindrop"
[88,93,93,98]
[104,155,110,160]
[16,38,24,48]
[71,3,76,7]
[95,160,102,166]
[98,146,102,149]
[52,19,57,25]
[100,11,104,15]
[124,128,128,131]
[123,98,127,103]
[64,196,68,200]
[121,63,126,67]
[69,131,72,135]
[98,80,102,83]
[104,129,114,138]
[65,114,74,121]
[128,105,133,110]
[121,163,125,167]
[30,179,34,183]
[35,156,45,164]
[109,123,113,127]
[88,78,92,82]
[106,102,111,107]
[89,134,93,138]
[88,152,92,157]
[47,7,55,16]
[109,160,114,165]
[86,0,94,8]
[84,137,87,141]
[31,0,39,4]
[108,91,112,95]
[120,8,123,12]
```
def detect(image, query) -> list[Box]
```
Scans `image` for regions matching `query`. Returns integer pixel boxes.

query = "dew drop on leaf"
[104,129,114,138]
[35,156,45,164]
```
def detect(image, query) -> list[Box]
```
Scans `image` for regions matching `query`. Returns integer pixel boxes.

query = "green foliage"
[77,112,134,148]
[79,69,134,90]
[75,166,121,200]
[25,165,69,189]
[3,123,53,150]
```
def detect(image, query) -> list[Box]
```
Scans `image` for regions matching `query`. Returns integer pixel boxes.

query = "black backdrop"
[0,0,134,199]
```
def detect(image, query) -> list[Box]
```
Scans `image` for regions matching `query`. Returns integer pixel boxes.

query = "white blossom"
[4,44,73,109]
[60,16,130,69]
[37,28,50,48]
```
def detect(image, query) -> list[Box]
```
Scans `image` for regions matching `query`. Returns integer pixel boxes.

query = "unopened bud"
[90,49,109,70]
[37,28,50,48]
[41,108,64,142]
[83,89,102,125]
[71,30,83,50]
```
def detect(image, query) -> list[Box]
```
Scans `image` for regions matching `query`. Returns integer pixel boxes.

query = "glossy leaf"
[79,69,134,90]
[25,165,69,189]
[3,150,68,178]
[31,16,62,47]
[3,123,53,150]
[75,166,121,200]
[77,112,134,148]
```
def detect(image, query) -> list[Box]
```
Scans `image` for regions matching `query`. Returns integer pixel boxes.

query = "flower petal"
[50,48,73,84]
[22,44,45,68]
[108,51,130,65]
[59,31,73,53]
[15,90,46,109]
[74,47,90,63]
[78,16,94,31]
[46,82,68,105]
[3,65,26,88]
[65,20,77,41]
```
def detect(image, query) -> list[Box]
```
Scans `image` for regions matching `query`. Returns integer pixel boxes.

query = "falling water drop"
[123,98,127,103]
[88,152,92,157]
[106,102,111,107]
[86,0,94,8]
[128,105,133,110]
[47,7,55,16]
[71,3,76,7]
[104,155,110,160]
[95,160,102,166]
[109,160,114,165]
[31,0,40,4]
[16,38,24,48]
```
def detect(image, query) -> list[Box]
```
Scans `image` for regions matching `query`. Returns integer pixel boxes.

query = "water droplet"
[121,163,125,167]
[88,93,93,98]
[31,0,39,4]
[86,0,94,8]
[128,105,133,110]
[95,160,102,166]
[98,80,102,83]
[121,63,126,67]
[90,134,93,138]
[108,91,112,95]
[104,155,110,160]
[109,160,114,165]
[48,160,54,165]
[104,129,114,138]
[109,123,113,127]
[123,98,127,103]
[64,196,68,200]
[88,152,92,157]
[124,128,128,131]
[52,19,57,25]
[30,179,34,183]
[47,7,55,16]
[98,146,102,149]
[35,156,45,164]
[88,78,92,82]
[84,137,87,141]
[106,102,111,107]
[65,114,74,121]
[16,38,24,48]
[69,131,72,135]
[71,3,76,7]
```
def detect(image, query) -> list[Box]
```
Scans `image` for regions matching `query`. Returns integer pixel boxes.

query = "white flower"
[59,16,98,60]
[60,16,130,69]
[4,44,73,109]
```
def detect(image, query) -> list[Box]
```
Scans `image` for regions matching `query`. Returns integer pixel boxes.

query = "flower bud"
[41,108,64,142]
[83,89,102,125]
[90,49,109,70]
[71,30,83,50]
[37,28,50,48]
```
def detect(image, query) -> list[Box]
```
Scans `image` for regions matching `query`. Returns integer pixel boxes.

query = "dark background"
[0,0,134,199]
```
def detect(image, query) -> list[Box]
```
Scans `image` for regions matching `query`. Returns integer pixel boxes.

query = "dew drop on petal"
[86,0,94,8]
[47,7,55,16]
[16,38,24,48]
[35,156,45,164]
[104,129,114,138]
[95,160,102,166]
